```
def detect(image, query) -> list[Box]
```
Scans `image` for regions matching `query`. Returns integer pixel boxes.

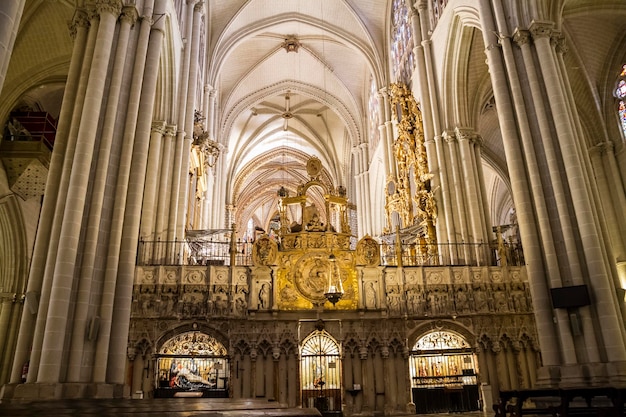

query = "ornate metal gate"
[409,331,480,413]
[301,330,342,413]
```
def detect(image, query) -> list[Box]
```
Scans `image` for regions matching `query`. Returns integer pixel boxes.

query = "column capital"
[407,4,418,21]
[552,31,568,54]
[512,29,531,47]
[95,0,122,17]
[529,20,554,40]
[165,124,177,137]
[194,1,205,14]
[380,345,390,359]
[442,130,456,143]
[416,0,428,13]
[151,120,167,134]
[68,9,90,39]
[592,140,615,155]
[454,127,474,142]
[87,6,100,23]
[120,5,139,26]
[484,42,501,52]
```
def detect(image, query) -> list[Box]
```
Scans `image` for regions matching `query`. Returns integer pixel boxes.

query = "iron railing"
[137,238,523,268]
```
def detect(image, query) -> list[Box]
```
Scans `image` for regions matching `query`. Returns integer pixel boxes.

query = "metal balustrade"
[137,238,523,267]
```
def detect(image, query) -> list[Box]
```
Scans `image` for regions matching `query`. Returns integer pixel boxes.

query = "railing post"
[229,224,237,266]
[395,225,403,268]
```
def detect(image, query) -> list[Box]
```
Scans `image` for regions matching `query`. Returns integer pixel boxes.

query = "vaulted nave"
[0,1,626,416]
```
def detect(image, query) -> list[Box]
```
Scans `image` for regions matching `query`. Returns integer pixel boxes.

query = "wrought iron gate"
[301,330,342,413]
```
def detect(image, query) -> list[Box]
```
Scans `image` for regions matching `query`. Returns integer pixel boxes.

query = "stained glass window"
[391,0,415,84]
[368,76,381,151]
[431,0,449,27]
[616,65,626,138]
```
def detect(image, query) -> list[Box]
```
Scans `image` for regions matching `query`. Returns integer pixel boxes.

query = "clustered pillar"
[8,0,170,398]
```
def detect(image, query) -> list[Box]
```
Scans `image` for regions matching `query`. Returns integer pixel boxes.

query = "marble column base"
[534,365,561,388]
[607,360,626,387]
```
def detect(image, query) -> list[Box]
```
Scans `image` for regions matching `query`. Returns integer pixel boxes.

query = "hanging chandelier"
[324,253,344,305]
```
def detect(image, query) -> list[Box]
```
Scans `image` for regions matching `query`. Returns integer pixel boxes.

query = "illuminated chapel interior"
[0,0,626,416]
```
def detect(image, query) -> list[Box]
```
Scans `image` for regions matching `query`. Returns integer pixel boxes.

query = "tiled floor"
[0,398,491,417]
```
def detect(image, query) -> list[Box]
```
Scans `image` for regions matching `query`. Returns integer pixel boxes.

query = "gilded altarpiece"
[385,83,437,244]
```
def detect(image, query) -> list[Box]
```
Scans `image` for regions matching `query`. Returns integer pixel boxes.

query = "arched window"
[615,64,626,139]
[409,330,480,413]
[300,329,342,412]
[368,76,381,151]
[391,0,415,85]
[155,331,230,397]
[431,0,449,27]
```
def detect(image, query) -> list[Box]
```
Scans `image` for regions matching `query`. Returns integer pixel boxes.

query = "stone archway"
[300,329,342,414]
[154,330,230,398]
[409,330,481,414]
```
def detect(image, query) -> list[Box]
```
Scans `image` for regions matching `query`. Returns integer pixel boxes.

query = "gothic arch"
[0,194,29,384]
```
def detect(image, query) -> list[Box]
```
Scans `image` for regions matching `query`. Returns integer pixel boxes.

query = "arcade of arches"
[0,0,626,416]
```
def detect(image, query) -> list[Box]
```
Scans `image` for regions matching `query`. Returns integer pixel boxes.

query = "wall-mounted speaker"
[550,285,591,309]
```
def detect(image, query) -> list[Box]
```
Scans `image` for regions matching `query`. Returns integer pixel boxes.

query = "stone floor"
[0,398,491,417]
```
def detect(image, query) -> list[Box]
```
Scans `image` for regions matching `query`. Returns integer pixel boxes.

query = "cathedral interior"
[0,0,626,416]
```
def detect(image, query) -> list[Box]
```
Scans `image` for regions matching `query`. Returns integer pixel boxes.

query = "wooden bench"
[494,387,626,417]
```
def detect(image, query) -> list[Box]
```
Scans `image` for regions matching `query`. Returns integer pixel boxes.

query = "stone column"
[589,143,626,323]
[9,9,90,384]
[0,297,16,382]
[38,0,121,383]
[90,0,156,383]
[104,0,167,384]
[212,145,228,228]
[477,0,560,370]
[510,28,582,364]
[457,130,488,256]
[475,344,492,412]
[66,6,139,383]
[381,346,395,414]
[359,346,371,412]
[417,1,455,248]
[168,0,197,242]
[380,89,396,178]
[272,346,281,401]
[0,0,26,96]
[473,137,493,244]
[154,125,176,244]
[362,144,372,235]
[410,3,447,245]
[443,131,471,261]
[176,1,204,239]
[531,20,626,363]
[25,8,100,384]
[352,146,365,237]
[140,121,167,240]
[250,348,257,398]
[402,345,414,412]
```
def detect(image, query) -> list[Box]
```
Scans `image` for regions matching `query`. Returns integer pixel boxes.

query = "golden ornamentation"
[356,235,380,267]
[385,83,437,245]
[252,234,278,266]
